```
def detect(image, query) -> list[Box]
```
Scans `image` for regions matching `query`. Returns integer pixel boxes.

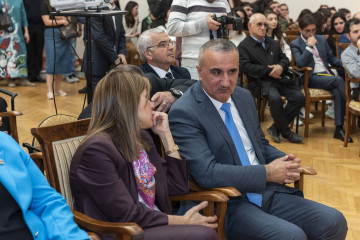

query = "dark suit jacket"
[168,82,294,195]
[70,131,189,231]
[140,62,191,79]
[84,6,126,77]
[290,35,343,78]
[238,36,293,95]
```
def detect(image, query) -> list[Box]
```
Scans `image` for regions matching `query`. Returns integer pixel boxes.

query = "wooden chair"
[290,55,334,138]
[0,88,22,142]
[336,42,350,59]
[285,30,299,36]
[344,72,360,149]
[31,119,231,240]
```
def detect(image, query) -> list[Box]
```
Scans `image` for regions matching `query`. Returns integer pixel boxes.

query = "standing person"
[168,38,347,240]
[167,0,231,80]
[124,1,141,65]
[290,14,351,142]
[238,13,304,143]
[41,0,72,99]
[84,0,127,103]
[23,0,45,83]
[70,65,219,240]
[0,0,35,87]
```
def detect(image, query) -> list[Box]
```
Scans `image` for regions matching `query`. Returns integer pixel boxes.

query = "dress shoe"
[267,126,280,143]
[78,87,87,93]
[333,129,353,142]
[283,132,303,144]
[32,76,46,83]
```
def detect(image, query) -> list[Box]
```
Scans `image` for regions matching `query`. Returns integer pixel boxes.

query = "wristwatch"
[169,88,183,98]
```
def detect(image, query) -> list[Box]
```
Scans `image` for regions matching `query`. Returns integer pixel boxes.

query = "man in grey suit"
[168,39,347,240]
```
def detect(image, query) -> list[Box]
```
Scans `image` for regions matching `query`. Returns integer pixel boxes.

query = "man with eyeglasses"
[238,13,304,144]
[138,28,195,112]
[290,14,352,142]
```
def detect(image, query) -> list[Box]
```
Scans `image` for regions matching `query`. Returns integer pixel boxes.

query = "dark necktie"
[165,72,173,79]
[220,102,263,207]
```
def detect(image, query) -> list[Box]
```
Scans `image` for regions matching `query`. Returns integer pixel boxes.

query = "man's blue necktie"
[221,102,262,207]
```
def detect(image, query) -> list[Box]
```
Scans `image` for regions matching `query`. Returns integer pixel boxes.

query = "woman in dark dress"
[70,65,219,240]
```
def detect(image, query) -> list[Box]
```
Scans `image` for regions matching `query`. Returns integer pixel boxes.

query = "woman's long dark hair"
[327,13,346,55]
[125,1,138,29]
[264,9,284,50]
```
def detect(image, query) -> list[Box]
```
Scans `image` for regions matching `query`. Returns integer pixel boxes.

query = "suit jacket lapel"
[194,84,242,165]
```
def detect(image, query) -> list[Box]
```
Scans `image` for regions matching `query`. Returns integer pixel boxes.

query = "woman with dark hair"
[264,9,291,61]
[230,6,247,46]
[124,1,141,65]
[312,11,328,35]
[327,13,346,56]
[70,65,219,240]
[338,8,351,21]
[319,8,332,33]
[289,9,312,29]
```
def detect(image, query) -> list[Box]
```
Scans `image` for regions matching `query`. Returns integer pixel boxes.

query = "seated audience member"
[168,38,348,240]
[124,1,141,65]
[327,13,346,56]
[339,12,360,44]
[290,9,312,29]
[0,131,89,240]
[167,0,231,80]
[319,8,332,33]
[290,14,352,142]
[0,98,10,133]
[238,13,304,144]
[341,18,360,101]
[338,8,352,21]
[267,1,288,31]
[138,28,195,112]
[70,66,219,240]
[329,7,337,18]
[279,3,293,24]
[239,2,253,19]
[230,7,248,46]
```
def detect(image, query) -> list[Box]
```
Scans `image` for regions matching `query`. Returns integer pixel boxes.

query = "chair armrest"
[23,142,41,153]
[169,190,228,202]
[0,111,23,117]
[189,180,241,197]
[301,166,317,175]
[30,152,43,160]
[72,210,144,238]
[292,66,313,72]
[88,232,101,240]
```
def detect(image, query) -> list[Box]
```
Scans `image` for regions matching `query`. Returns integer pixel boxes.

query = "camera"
[211,15,242,39]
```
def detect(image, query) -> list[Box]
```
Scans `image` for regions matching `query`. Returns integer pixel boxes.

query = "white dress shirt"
[204,90,259,165]
[301,35,328,73]
[148,63,172,78]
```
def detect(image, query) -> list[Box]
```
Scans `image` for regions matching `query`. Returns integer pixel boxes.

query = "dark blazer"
[238,36,293,95]
[140,62,191,80]
[85,6,126,77]
[290,35,342,76]
[70,131,189,230]
[168,82,293,195]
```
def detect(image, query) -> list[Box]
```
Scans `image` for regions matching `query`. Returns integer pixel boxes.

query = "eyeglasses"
[256,22,268,28]
[147,40,175,50]
[303,29,316,34]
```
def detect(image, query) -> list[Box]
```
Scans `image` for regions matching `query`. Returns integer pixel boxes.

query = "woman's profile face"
[333,17,345,33]
[138,89,153,129]
[132,5,139,17]
[266,13,278,30]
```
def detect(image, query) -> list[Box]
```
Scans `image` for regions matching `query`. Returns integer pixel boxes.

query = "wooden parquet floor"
[1,79,359,239]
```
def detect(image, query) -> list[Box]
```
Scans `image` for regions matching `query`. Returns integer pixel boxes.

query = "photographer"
[167,0,231,80]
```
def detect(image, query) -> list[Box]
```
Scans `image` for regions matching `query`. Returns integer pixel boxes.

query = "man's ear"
[196,65,202,80]
[143,49,152,61]
[346,33,350,40]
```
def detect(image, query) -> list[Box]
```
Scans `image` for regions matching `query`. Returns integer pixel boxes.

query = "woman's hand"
[24,27,30,44]
[151,111,170,137]
[184,201,218,228]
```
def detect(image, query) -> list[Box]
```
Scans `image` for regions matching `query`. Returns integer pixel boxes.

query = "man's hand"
[151,91,176,112]
[265,154,302,184]
[268,64,283,79]
[118,54,127,65]
[307,36,317,47]
[206,14,221,31]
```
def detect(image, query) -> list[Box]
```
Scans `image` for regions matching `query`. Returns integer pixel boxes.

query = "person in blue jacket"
[0,128,89,240]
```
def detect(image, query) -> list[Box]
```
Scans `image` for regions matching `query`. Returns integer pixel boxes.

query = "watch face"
[171,88,182,97]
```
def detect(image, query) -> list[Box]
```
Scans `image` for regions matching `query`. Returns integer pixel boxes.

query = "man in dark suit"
[238,13,304,144]
[138,28,194,112]
[290,14,352,142]
[85,2,126,102]
[168,39,347,240]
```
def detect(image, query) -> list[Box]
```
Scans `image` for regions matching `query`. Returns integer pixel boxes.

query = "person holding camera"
[238,13,304,144]
[167,0,231,80]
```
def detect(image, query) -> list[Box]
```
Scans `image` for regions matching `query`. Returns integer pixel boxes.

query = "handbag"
[59,18,78,40]
[0,0,12,30]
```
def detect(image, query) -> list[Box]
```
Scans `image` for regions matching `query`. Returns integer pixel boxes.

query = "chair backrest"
[31,118,91,209]
[336,42,350,59]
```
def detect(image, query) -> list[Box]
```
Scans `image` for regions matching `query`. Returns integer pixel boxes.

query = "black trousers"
[26,25,44,80]
[0,97,10,133]
[267,82,305,136]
